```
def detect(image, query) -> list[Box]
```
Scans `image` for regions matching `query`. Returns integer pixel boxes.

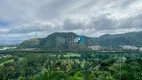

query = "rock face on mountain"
[18,32,96,51]
[18,31,142,50]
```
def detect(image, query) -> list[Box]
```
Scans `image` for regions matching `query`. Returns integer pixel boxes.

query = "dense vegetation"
[0,52,142,80]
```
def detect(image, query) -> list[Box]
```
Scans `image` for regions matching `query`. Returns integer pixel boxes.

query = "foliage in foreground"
[0,52,142,80]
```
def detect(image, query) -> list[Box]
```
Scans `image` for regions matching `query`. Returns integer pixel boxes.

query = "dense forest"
[0,52,142,80]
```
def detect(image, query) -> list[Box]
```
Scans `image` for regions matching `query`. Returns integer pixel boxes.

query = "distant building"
[22,48,38,51]
[88,45,102,50]
[139,47,142,52]
[0,47,16,50]
[119,45,138,50]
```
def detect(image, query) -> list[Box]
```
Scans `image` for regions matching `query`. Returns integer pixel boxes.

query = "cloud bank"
[0,0,142,43]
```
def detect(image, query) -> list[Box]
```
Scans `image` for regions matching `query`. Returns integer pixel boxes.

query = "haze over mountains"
[18,31,142,50]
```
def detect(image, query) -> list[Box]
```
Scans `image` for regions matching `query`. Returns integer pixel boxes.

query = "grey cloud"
[0,0,142,41]
[132,14,142,28]
[87,13,142,31]
[61,13,142,31]
[88,14,116,30]
[37,0,80,19]
[62,19,85,30]
[8,22,56,33]
[114,14,142,30]
[107,0,135,8]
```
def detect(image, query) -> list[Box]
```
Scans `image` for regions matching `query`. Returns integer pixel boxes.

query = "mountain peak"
[18,31,142,50]
[18,32,90,51]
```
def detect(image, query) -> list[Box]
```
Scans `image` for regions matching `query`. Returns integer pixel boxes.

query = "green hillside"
[18,31,142,50]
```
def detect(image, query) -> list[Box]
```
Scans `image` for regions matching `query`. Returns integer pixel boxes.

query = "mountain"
[94,31,142,47]
[18,32,97,51]
[18,31,142,50]
[18,38,40,49]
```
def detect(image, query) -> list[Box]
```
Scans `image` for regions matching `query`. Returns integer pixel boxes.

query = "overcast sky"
[0,0,142,43]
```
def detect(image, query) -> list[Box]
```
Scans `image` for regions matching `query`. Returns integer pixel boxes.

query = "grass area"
[19,58,24,61]
[0,58,24,66]
[0,59,14,66]
[64,53,81,57]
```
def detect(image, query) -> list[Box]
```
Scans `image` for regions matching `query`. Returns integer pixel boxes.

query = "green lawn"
[0,59,14,66]
[0,58,24,66]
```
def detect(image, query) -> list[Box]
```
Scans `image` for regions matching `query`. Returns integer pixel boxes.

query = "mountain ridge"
[18,31,142,50]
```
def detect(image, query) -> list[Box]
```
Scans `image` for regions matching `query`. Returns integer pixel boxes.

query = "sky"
[0,0,142,43]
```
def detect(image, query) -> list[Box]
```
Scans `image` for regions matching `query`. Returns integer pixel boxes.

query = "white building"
[88,45,102,50]
[119,45,138,50]
[139,47,142,52]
